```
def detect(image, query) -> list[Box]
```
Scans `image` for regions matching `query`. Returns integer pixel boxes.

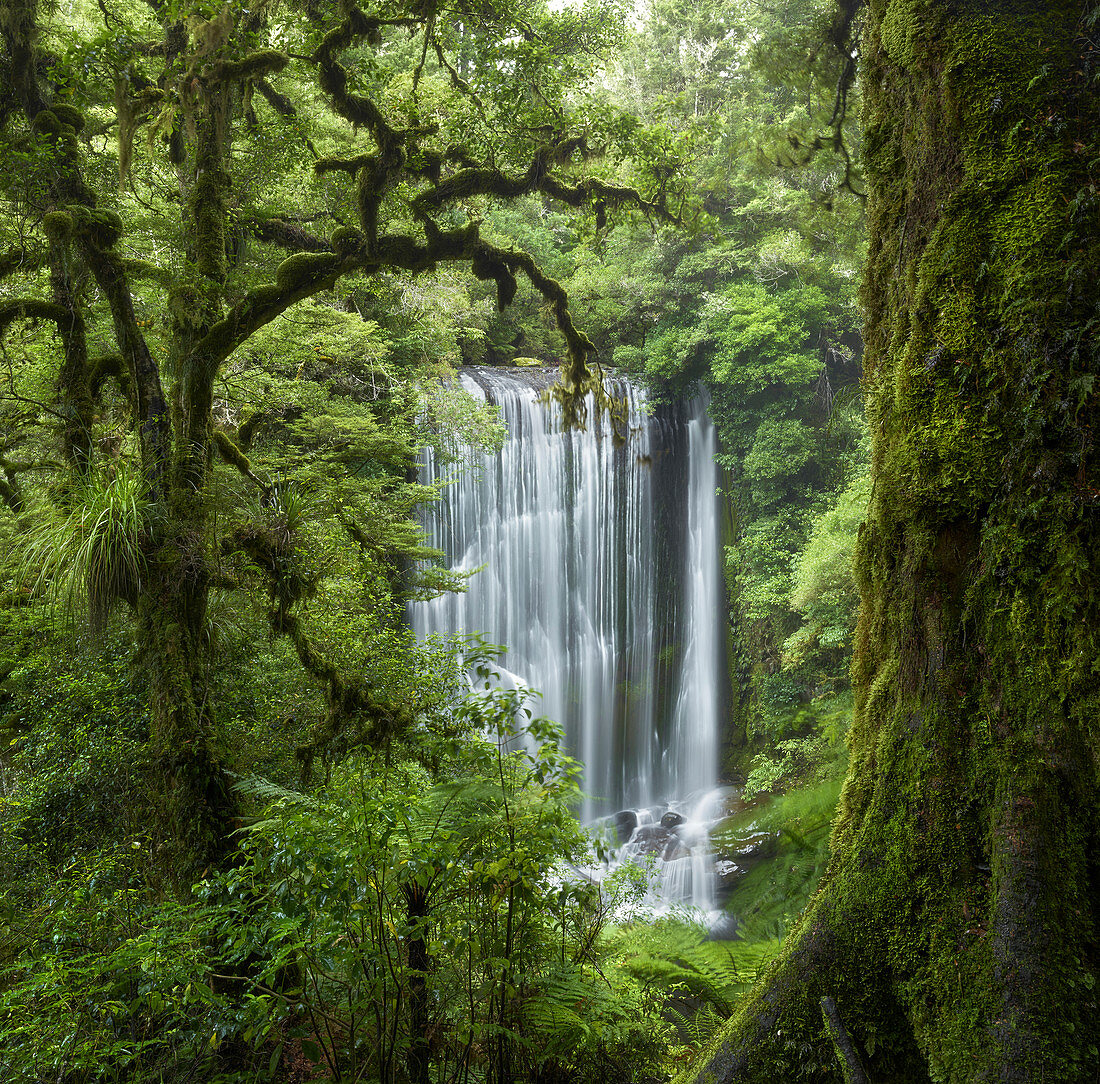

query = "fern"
[665,1000,725,1047]
[232,773,317,809]
[606,919,780,1020]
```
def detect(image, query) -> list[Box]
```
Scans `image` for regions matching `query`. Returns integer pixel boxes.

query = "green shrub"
[194,677,667,1084]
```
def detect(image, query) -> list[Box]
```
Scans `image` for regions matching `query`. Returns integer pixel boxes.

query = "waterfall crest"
[411,368,724,901]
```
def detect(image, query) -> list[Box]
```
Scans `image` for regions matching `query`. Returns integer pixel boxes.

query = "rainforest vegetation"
[1,0,1097,1081]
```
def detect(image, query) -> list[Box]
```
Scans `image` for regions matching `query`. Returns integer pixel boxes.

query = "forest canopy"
[0,0,697,879]
[11,0,1092,1083]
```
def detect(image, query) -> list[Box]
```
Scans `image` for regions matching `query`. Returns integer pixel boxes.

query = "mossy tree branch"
[413,156,679,229]
[0,298,69,333]
[243,215,333,253]
[80,240,170,491]
[0,243,45,280]
[88,352,129,399]
[187,252,348,380]
[2,0,171,495]
[212,430,267,489]
[222,513,410,778]
[0,452,40,513]
[253,76,296,117]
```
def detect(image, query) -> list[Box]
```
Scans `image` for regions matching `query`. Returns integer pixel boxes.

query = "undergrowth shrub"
[0,666,671,1084]
[15,461,156,633]
[195,678,668,1084]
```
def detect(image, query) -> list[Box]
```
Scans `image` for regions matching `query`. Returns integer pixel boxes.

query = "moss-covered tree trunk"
[682,3,1100,1080]
[139,550,233,885]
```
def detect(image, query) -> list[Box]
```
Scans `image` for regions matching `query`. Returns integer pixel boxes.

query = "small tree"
[206,675,659,1084]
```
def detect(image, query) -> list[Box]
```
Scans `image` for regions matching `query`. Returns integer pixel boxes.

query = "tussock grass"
[14,461,156,632]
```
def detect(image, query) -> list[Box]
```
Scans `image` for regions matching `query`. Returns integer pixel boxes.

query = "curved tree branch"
[244,215,333,253]
[0,299,68,334]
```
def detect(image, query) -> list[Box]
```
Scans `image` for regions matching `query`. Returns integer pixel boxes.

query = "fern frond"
[233,773,317,809]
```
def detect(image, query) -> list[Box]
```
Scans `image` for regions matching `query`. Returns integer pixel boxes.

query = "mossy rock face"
[511,356,547,368]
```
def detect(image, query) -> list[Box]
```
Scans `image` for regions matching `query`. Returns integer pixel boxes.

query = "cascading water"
[411,367,725,908]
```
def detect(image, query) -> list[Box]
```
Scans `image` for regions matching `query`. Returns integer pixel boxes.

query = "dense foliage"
[0,0,871,1080]
[462,0,868,759]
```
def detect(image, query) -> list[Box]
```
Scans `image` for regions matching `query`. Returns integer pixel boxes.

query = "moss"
[877,0,944,68]
[42,210,73,241]
[30,108,63,136]
[135,549,238,892]
[682,4,1100,1081]
[189,167,229,284]
[212,430,257,479]
[331,226,364,256]
[0,298,67,335]
[168,283,206,330]
[849,0,1098,1076]
[50,103,84,132]
[275,251,340,291]
[88,352,128,397]
[315,153,373,175]
[119,257,172,285]
[314,8,393,136]
[471,250,517,311]
[211,49,288,82]
[70,206,123,248]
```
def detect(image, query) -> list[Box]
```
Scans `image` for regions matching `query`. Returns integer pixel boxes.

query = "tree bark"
[403,880,432,1084]
[680,2,1100,1080]
[138,548,234,889]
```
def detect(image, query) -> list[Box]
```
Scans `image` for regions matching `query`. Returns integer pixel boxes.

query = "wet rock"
[732,831,780,861]
[662,838,690,863]
[660,810,685,829]
[611,809,638,844]
[714,858,742,883]
[629,824,671,856]
[713,859,744,901]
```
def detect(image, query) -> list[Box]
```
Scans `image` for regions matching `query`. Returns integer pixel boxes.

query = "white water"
[411,368,724,907]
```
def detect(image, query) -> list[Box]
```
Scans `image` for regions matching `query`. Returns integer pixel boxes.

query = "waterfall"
[411,367,724,906]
